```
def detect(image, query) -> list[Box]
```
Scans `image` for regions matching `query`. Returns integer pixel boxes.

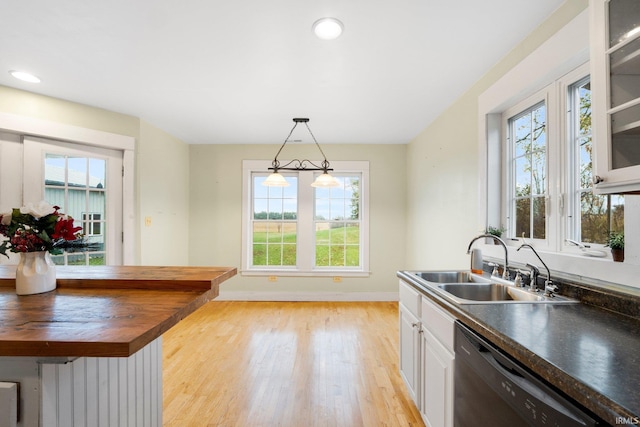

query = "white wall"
[138,121,190,266]
[188,143,407,298]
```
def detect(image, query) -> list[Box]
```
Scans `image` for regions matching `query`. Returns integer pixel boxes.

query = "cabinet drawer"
[421,296,455,352]
[399,280,421,318]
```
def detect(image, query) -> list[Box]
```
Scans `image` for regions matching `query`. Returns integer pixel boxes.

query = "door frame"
[0,111,135,265]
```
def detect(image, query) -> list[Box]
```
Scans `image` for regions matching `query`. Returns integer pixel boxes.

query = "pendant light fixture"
[263,118,340,188]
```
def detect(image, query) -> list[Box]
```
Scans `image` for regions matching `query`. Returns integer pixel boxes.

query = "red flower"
[52,217,82,241]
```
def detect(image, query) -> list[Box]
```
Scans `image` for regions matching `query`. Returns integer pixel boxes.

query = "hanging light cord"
[269,118,332,172]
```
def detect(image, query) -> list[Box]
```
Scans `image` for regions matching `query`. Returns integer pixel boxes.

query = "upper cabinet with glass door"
[591,0,640,193]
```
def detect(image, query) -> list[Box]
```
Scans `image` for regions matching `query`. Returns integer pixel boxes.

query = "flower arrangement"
[0,201,82,257]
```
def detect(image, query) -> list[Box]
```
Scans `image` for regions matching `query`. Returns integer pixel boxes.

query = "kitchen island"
[0,265,236,427]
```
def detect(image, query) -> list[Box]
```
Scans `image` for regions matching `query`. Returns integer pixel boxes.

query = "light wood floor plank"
[163,301,424,427]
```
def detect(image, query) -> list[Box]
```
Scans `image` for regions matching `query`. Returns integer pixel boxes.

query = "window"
[242,160,369,276]
[251,175,298,267]
[508,101,547,240]
[314,174,361,267]
[83,213,103,236]
[567,77,624,245]
[495,64,625,254]
[36,146,113,266]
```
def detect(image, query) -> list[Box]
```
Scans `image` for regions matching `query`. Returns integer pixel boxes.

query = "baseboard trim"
[216,291,399,302]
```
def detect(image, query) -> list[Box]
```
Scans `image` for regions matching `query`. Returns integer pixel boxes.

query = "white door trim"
[0,111,136,265]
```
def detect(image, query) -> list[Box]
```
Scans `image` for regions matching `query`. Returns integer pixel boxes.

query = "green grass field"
[253,226,359,266]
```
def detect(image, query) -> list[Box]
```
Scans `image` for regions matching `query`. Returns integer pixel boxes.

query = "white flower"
[20,201,56,219]
[0,208,11,226]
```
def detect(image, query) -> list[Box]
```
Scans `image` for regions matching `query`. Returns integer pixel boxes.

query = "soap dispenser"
[470,248,483,274]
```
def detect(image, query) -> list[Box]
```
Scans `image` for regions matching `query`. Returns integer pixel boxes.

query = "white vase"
[16,251,57,295]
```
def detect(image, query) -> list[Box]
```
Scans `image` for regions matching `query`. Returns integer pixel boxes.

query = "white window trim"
[241,159,370,277]
[477,9,639,289]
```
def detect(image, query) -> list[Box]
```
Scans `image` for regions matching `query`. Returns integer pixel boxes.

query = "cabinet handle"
[593,175,604,184]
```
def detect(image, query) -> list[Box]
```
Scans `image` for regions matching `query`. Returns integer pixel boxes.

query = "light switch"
[0,382,18,427]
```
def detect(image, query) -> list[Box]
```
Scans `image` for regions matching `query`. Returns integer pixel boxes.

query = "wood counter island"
[0,265,236,427]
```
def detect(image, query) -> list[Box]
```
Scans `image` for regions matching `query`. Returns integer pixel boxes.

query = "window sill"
[241,269,371,278]
[480,242,638,290]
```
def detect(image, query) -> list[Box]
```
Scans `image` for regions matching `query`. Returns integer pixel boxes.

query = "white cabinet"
[398,279,455,427]
[421,329,454,427]
[399,280,422,404]
[420,295,455,427]
[591,0,640,193]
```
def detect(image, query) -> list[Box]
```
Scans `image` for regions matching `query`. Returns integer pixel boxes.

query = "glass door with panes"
[23,137,123,265]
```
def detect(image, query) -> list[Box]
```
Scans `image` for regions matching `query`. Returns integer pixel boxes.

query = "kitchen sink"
[403,270,579,305]
[413,271,489,284]
[437,283,512,301]
[436,283,576,303]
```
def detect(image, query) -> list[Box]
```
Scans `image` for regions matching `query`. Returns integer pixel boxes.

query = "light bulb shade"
[263,172,290,187]
[313,18,344,40]
[311,173,340,188]
[9,70,41,83]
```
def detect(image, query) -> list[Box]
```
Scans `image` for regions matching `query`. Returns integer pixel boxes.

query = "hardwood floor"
[163,301,424,427]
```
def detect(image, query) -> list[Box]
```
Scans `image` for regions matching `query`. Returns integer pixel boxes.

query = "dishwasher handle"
[455,323,597,427]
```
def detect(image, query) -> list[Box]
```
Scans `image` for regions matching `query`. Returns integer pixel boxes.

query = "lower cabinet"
[399,279,455,427]
[399,281,422,404]
[421,328,454,427]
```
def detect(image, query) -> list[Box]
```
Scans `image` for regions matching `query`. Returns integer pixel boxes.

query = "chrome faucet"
[467,234,509,280]
[517,244,557,296]
[524,263,540,292]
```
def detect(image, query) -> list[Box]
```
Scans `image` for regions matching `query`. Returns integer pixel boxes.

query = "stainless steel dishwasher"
[454,322,599,427]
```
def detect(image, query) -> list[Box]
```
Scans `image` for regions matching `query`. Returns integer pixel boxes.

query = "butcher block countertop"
[0,265,236,358]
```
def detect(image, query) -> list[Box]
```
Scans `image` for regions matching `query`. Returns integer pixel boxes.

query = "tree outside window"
[314,176,361,267]
[510,102,547,239]
[569,78,624,244]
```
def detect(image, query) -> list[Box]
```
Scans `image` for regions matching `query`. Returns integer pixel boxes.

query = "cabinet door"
[421,329,454,427]
[591,0,640,193]
[399,303,421,406]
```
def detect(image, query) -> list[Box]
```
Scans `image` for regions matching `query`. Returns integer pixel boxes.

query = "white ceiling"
[0,0,565,145]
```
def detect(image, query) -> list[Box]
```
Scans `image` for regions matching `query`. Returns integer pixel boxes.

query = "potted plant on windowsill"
[606,232,624,262]
[485,226,505,244]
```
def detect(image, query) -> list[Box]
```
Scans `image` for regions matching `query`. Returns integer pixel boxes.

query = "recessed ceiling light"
[312,18,344,40]
[9,70,41,83]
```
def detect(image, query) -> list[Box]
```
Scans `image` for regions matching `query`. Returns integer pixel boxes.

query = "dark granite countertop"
[457,303,639,426]
[397,271,640,426]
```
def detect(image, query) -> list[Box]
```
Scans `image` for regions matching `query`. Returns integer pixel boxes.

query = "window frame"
[505,98,549,242]
[500,84,557,251]
[241,160,370,277]
[495,62,624,257]
[563,67,625,251]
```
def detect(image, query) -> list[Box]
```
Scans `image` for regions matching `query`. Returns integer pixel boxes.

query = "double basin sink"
[407,270,578,305]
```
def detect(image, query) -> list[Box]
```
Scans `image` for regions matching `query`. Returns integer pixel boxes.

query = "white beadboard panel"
[40,337,163,427]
